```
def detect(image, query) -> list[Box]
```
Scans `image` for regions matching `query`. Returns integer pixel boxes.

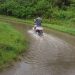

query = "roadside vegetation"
[0,21,28,70]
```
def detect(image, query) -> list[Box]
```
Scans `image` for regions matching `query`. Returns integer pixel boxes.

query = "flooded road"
[0,29,75,75]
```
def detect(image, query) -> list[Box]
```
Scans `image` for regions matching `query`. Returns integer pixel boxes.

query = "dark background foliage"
[0,0,75,19]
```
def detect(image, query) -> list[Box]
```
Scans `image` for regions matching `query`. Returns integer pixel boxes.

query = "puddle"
[0,62,32,75]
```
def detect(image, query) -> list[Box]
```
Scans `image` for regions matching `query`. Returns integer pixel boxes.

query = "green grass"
[0,21,28,70]
[43,18,75,35]
[43,23,75,35]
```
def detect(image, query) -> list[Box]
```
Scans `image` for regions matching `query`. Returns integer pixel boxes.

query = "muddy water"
[45,28,75,46]
[1,29,75,75]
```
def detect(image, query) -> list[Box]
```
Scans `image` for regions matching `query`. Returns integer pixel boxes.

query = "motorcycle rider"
[34,16,42,30]
[33,16,43,36]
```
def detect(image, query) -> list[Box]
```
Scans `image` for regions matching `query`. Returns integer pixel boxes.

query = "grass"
[43,18,75,35]
[0,21,28,70]
[43,23,75,35]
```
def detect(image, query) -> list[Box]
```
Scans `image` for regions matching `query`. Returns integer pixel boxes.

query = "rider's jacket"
[34,17,42,27]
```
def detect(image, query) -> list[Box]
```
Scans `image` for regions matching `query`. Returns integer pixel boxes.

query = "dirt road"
[0,23,75,75]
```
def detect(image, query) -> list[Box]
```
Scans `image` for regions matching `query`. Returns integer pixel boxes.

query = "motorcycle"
[33,26,43,36]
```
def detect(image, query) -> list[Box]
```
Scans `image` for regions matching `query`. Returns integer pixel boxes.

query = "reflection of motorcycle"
[33,26,43,36]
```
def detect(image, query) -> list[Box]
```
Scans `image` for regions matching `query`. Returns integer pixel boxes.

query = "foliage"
[0,0,75,19]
